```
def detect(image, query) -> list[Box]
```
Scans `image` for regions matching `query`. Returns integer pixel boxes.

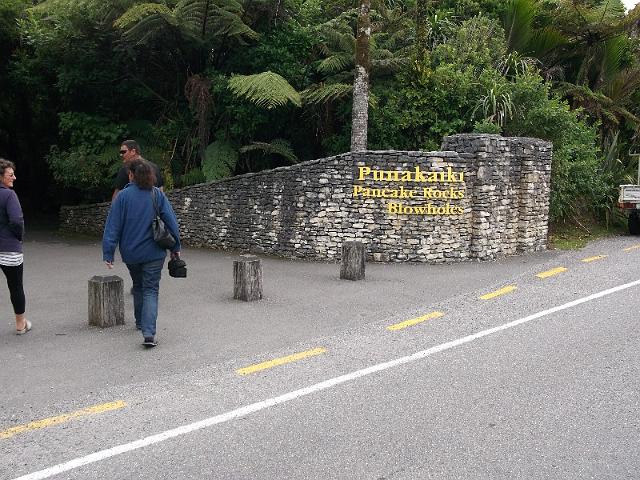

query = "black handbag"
[151,188,176,249]
[168,257,187,278]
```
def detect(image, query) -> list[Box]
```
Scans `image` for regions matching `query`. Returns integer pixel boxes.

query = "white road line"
[13,279,640,480]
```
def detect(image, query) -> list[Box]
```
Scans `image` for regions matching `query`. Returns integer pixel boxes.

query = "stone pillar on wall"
[512,138,552,252]
[442,134,552,260]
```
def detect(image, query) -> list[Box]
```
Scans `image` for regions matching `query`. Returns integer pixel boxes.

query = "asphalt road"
[1,232,639,479]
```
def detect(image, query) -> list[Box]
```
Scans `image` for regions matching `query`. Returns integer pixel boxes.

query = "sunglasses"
[119,150,128,155]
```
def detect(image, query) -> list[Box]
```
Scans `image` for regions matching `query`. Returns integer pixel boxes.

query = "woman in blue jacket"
[0,159,30,334]
[102,160,181,347]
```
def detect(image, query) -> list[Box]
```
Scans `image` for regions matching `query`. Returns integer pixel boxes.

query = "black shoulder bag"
[151,188,176,249]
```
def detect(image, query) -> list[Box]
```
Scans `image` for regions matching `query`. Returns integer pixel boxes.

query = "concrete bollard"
[340,241,365,280]
[88,275,125,327]
[234,256,263,301]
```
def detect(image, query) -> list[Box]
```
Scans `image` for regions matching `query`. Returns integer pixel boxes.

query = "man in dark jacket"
[112,140,164,200]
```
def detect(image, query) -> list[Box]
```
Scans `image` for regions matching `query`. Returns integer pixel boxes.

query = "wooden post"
[340,241,366,280]
[88,275,125,327]
[234,256,263,301]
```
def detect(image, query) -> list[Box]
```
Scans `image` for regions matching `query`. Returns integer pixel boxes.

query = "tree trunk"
[351,0,371,152]
[416,0,429,63]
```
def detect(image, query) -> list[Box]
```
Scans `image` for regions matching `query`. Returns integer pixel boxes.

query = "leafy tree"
[369,16,507,150]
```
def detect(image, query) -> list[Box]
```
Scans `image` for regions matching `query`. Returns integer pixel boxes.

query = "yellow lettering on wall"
[354,164,466,216]
[358,166,371,180]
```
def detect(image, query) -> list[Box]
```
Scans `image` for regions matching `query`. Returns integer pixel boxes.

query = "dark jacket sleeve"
[6,190,24,241]
[113,166,129,191]
[153,163,164,188]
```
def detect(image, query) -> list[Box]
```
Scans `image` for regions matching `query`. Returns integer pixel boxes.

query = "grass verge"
[548,218,625,250]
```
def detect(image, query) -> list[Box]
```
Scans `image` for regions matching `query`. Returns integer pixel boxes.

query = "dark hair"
[121,139,142,155]
[0,158,16,176]
[127,159,156,190]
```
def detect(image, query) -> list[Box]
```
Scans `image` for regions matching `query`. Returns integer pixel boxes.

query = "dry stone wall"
[60,134,552,263]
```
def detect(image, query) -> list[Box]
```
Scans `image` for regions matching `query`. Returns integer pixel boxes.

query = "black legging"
[1,263,25,315]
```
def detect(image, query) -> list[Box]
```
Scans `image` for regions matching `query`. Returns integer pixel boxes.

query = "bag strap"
[151,187,160,216]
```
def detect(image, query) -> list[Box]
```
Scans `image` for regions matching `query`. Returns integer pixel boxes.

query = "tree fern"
[114,0,257,46]
[228,71,301,109]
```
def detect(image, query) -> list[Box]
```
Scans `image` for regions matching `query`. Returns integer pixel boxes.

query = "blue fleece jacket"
[102,184,181,264]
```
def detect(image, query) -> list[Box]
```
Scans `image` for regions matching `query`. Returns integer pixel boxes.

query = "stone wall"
[59,134,552,263]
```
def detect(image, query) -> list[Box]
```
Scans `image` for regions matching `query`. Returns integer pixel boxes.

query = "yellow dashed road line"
[387,311,444,331]
[0,401,126,440]
[581,255,607,263]
[624,244,640,252]
[536,267,567,279]
[237,348,327,376]
[479,285,517,300]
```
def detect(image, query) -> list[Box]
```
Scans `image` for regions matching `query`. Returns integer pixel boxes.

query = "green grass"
[548,219,625,250]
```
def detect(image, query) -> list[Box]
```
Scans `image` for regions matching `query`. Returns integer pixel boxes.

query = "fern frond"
[202,139,238,181]
[215,18,259,40]
[239,139,298,164]
[320,28,355,53]
[206,7,259,40]
[228,71,301,109]
[121,13,178,44]
[172,0,257,43]
[114,3,172,29]
[318,54,353,75]
[301,83,352,105]
[371,56,409,74]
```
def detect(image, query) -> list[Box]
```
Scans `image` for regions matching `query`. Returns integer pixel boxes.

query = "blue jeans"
[126,258,164,338]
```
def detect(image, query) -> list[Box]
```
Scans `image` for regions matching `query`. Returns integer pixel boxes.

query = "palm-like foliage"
[502,0,640,148]
[503,0,567,73]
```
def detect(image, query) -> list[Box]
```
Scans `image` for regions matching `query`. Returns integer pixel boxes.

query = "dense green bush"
[503,72,609,221]
[46,113,125,201]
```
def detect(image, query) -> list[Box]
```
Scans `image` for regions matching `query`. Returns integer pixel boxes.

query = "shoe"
[16,320,32,335]
[142,337,157,348]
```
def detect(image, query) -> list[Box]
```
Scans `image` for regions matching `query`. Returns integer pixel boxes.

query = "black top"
[113,159,164,191]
